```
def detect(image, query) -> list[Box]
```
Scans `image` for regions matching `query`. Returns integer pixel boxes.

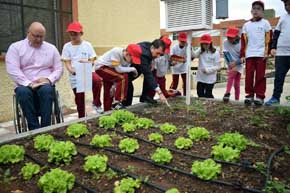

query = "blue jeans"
[15,84,54,130]
[273,56,290,100]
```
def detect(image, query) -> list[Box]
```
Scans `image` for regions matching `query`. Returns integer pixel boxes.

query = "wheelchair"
[12,86,64,134]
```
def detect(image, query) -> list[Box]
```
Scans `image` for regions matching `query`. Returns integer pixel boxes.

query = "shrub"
[83,154,108,174]
[217,132,249,151]
[21,162,40,180]
[211,144,240,162]
[148,133,163,143]
[48,141,77,165]
[90,134,112,147]
[151,148,173,164]
[122,123,137,133]
[118,138,139,153]
[66,123,89,138]
[187,127,210,141]
[174,137,193,150]
[111,110,136,124]
[114,177,141,193]
[160,123,177,134]
[136,118,154,129]
[0,144,25,164]
[34,134,55,152]
[191,159,221,180]
[99,116,117,129]
[166,188,180,193]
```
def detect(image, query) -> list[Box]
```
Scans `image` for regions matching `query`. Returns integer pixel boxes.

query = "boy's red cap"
[225,27,239,38]
[127,44,142,65]
[252,1,264,10]
[66,22,83,33]
[200,34,212,44]
[178,32,187,42]
[160,36,172,54]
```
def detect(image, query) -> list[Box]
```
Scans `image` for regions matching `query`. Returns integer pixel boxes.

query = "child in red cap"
[61,21,103,118]
[222,27,243,102]
[194,34,221,98]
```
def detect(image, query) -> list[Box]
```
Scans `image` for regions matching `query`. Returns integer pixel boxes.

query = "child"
[240,1,272,106]
[223,27,243,102]
[95,44,140,111]
[265,0,290,106]
[195,34,221,98]
[61,22,103,118]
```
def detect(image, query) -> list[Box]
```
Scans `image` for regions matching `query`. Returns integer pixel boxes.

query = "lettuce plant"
[34,134,55,152]
[66,123,89,138]
[111,110,136,124]
[211,144,240,162]
[122,123,137,133]
[136,118,154,129]
[174,137,193,150]
[148,133,163,143]
[0,144,25,164]
[191,159,221,180]
[151,148,173,164]
[21,162,40,180]
[160,123,177,134]
[83,154,108,174]
[217,132,249,151]
[187,127,210,141]
[48,141,77,165]
[38,168,75,193]
[99,116,117,129]
[166,188,180,193]
[118,138,139,153]
[90,134,112,147]
[114,177,141,193]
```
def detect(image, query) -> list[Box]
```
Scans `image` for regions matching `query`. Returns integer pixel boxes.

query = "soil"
[1,98,290,193]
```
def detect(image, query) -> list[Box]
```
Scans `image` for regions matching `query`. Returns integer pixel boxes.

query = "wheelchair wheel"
[52,90,64,124]
[13,95,28,134]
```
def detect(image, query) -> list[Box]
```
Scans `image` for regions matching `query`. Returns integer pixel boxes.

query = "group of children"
[62,0,290,118]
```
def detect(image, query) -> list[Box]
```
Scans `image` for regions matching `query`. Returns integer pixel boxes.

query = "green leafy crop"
[191,159,221,180]
[160,123,177,134]
[217,132,249,151]
[187,127,210,141]
[38,168,75,193]
[174,137,193,149]
[21,162,40,180]
[83,154,108,174]
[99,116,117,129]
[136,118,154,129]
[122,123,137,133]
[90,134,112,147]
[114,177,141,193]
[34,134,55,152]
[148,133,163,143]
[151,148,173,164]
[48,141,77,165]
[0,144,25,164]
[118,138,139,153]
[66,123,89,138]
[111,110,136,124]
[166,188,180,193]
[211,144,240,162]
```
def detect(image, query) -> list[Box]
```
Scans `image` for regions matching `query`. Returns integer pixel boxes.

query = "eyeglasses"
[30,32,44,39]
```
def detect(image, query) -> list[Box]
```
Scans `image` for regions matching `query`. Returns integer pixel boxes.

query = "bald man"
[6,22,63,130]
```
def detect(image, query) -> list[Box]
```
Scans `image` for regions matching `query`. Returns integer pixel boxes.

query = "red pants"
[245,57,266,99]
[170,73,187,96]
[73,72,102,118]
[96,66,128,111]
[148,70,170,98]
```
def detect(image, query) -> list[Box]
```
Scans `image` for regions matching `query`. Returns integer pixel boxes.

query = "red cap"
[225,27,239,38]
[178,32,187,42]
[200,34,212,44]
[252,1,264,10]
[160,36,172,54]
[66,22,83,33]
[127,44,142,65]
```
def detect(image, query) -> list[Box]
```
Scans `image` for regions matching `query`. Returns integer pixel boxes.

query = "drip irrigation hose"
[24,153,99,193]
[109,128,256,170]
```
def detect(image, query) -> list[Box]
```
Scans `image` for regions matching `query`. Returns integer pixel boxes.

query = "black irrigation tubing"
[108,128,256,170]
[24,153,99,193]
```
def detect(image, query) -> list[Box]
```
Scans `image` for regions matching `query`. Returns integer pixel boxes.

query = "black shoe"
[253,98,264,106]
[223,93,230,102]
[112,102,126,110]
[244,96,253,106]
[140,96,157,104]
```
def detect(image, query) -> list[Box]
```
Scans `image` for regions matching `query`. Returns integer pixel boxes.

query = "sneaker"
[140,96,157,104]
[223,93,230,102]
[93,105,104,114]
[254,98,264,106]
[244,96,253,106]
[112,102,126,110]
[265,97,280,106]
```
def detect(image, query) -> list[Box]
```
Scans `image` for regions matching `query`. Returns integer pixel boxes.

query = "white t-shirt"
[61,40,96,89]
[223,39,243,73]
[170,44,194,74]
[153,54,170,77]
[95,48,135,73]
[276,14,290,56]
[242,19,272,58]
[195,49,221,84]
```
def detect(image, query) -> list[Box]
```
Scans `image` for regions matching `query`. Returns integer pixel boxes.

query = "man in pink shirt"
[6,22,63,130]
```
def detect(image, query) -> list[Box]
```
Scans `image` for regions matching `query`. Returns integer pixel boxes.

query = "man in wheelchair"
[6,22,63,130]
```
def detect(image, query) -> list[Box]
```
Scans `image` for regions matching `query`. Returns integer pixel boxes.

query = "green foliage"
[217,132,249,151]
[66,123,89,138]
[287,124,290,136]
[174,137,193,150]
[136,118,154,129]
[218,106,235,117]
[187,127,210,141]
[284,146,290,155]
[211,144,240,162]
[99,116,117,129]
[38,168,75,193]
[191,100,207,119]
[122,123,137,133]
[274,106,290,116]
[151,148,173,164]
[160,123,177,134]
[191,159,221,180]
[148,133,163,143]
[90,134,112,147]
[114,177,141,193]
[250,115,267,127]
[266,180,290,193]
[118,138,139,153]
[166,188,180,193]
[0,144,25,164]
[286,96,290,101]
[111,110,136,124]
[83,154,108,174]
[254,162,267,176]
[34,134,55,152]
[21,162,40,180]
[48,141,77,165]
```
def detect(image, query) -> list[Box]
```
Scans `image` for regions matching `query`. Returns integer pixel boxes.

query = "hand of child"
[79,59,89,63]
[229,61,236,68]
[240,57,246,64]
[270,49,276,57]
[132,68,138,77]
[201,69,207,74]
[69,67,76,75]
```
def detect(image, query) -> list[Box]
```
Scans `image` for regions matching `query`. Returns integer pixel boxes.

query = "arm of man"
[47,47,63,84]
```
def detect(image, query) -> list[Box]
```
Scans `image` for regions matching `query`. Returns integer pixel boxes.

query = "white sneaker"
[93,105,104,114]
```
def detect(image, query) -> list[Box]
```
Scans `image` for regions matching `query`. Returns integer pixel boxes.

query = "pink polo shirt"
[6,38,63,87]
